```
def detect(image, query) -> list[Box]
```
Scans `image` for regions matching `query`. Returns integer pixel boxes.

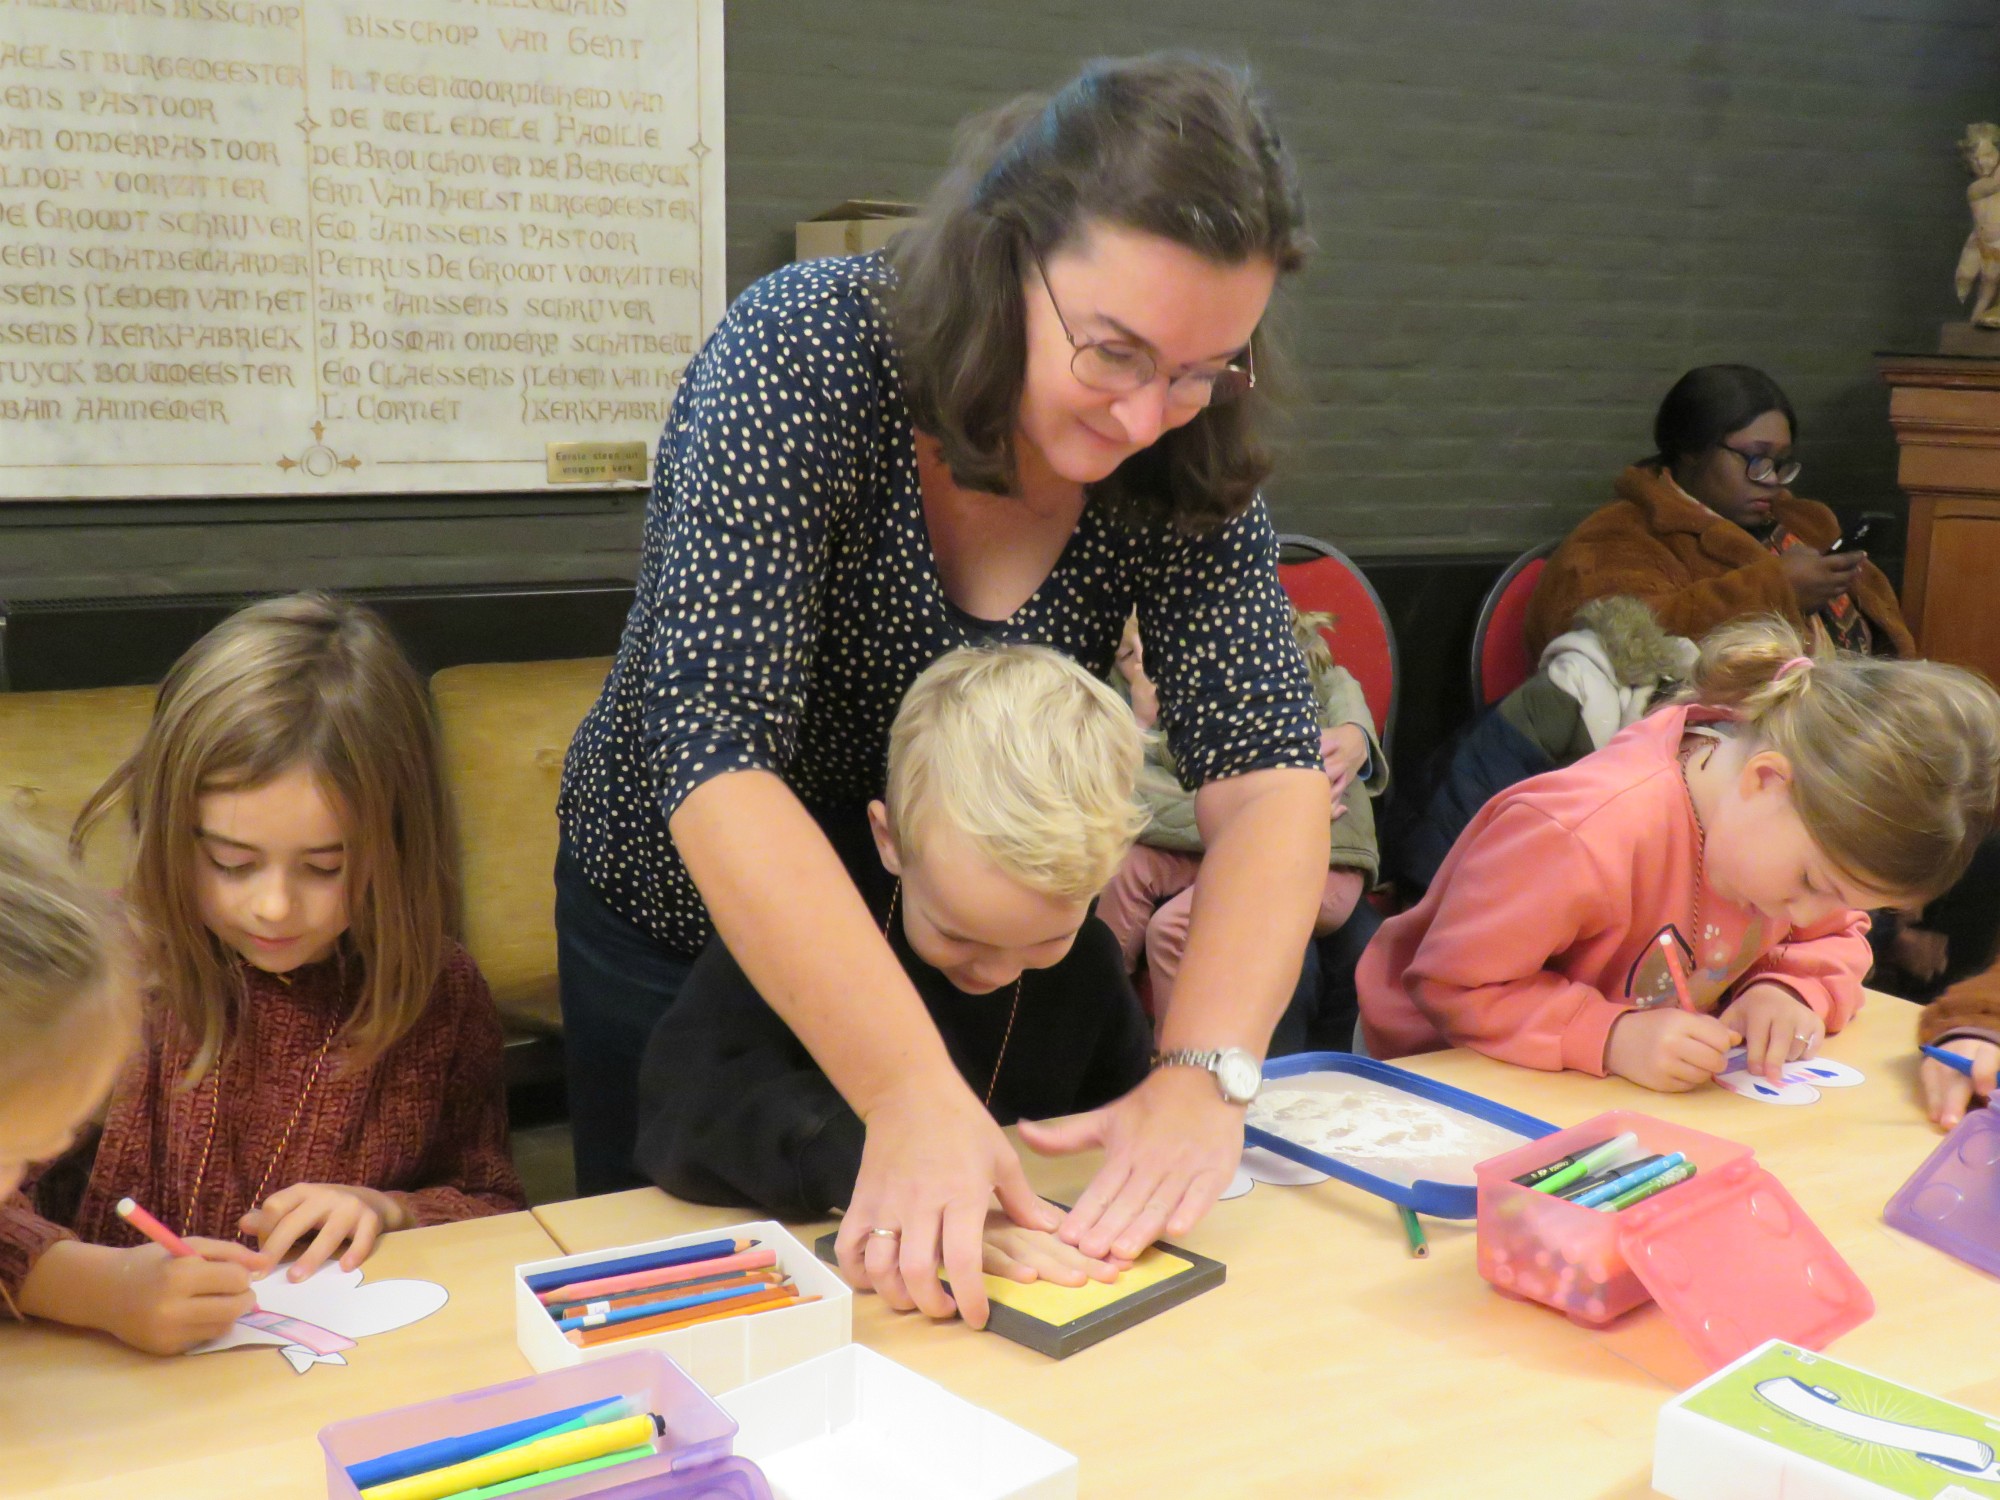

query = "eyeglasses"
[1721,444,1801,487]
[1030,247,1255,409]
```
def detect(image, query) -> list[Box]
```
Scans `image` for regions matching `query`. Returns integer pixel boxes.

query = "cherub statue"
[1956,123,2000,328]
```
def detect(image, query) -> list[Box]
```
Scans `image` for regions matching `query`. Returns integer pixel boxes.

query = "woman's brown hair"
[1686,616,2000,902]
[76,593,460,1080]
[889,53,1310,535]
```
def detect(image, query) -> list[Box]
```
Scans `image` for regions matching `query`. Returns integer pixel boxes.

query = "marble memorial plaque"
[0,0,723,498]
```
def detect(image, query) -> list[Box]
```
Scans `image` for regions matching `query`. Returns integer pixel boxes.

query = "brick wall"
[4,1,1994,600]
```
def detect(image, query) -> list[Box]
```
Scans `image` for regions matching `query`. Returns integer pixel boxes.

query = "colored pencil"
[1398,1206,1428,1259]
[536,1249,780,1308]
[358,1414,662,1500]
[345,1397,624,1488]
[1922,1042,1992,1096]
[573,1291,819,1349]
[546,1271,786,1322]
[1598,1160,1697,1212]
[1657,933,1697,1013]
[566,1282,800,1344]
[555,1277,789,1333]
[115,1196,195,1258]
[522,1238,758,1296]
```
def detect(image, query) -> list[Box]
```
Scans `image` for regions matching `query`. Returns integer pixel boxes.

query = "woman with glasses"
[1524,364,1914,659]
[556,55,1330,1326]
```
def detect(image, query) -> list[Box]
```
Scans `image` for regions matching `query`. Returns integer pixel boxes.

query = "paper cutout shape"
[1217,1165,1254,1201]
[1240,1144,1329,1186]
[1714,1048,1868,1106]
[190,1261,448,1373]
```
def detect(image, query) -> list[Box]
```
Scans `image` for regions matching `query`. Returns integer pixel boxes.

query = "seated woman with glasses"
[1525,365,2000,1005]
[1524,364,1913,661]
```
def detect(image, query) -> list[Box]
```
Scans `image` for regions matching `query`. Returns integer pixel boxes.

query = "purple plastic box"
[318,1350,770,1500]
[1885,1105,2000,1278]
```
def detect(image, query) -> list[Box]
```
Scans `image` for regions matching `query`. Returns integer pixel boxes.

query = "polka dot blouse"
[558,252,1321,957]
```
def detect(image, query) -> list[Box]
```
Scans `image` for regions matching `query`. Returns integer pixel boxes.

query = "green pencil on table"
[1398,1205,1428,1259]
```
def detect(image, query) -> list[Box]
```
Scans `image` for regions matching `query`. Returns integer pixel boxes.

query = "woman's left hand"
[1717,983,1825,1082]
[240,1183,410,1278]
[1017,1068,1243,1262]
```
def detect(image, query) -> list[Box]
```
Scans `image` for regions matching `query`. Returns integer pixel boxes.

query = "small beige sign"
[547,440,649,485]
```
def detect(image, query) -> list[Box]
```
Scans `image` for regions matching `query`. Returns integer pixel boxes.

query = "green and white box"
[1657,1339,2000,1500]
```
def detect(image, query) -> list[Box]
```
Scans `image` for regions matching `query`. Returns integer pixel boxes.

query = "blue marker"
[1572,1151,1689,1209]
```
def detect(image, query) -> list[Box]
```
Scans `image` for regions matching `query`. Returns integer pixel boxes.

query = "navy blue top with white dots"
[558,252,1320,957]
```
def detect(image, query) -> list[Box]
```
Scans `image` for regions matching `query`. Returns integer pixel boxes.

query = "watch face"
[1217,1051,1262,1103]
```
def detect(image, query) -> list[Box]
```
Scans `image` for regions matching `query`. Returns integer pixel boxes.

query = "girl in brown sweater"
[1,594,522,1355]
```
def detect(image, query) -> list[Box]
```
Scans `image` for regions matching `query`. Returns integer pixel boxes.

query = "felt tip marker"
[1530,1132,1639,1195]
[1658,933,1697,1014]
[1922,1043,1992,1090]
[1597,1160,1697,1212]
[115,1197,195,1258]
[1513,1138,1611,1189]
[1572,1151,1688,1210]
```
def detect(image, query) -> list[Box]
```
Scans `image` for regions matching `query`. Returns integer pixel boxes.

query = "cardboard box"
[795,200,918,261]
[1656,1339,2000,1499]
[720,1345,1079,1500]
[515,1221,851,1394]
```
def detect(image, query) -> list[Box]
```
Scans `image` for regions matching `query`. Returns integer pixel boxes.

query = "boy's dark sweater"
[632,808,1152,1220]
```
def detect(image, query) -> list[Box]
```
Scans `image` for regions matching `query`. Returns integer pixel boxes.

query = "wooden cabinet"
[1878,354,2000,685]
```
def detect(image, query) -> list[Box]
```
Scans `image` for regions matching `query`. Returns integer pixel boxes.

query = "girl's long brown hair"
[76,593,460,1080]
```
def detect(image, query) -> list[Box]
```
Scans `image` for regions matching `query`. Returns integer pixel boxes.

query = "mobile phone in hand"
[1828,516,1877,554]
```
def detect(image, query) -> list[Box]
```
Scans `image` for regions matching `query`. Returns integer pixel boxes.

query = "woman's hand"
[1778,547,1866,613]
[982,1205,1128,1287]
[241,1183,409,1278]
[1017,1067,1243,1262]
[1921,1038,2000,1131]
[1604,1007,1738,1092]
[1718,983,1825,1081]
[834,1078,1052,1330]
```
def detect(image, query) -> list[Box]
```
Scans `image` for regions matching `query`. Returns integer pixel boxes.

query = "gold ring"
[866,1226,900,1240]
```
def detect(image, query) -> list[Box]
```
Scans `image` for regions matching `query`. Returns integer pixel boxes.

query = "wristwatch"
[1151,1047,1262,1105]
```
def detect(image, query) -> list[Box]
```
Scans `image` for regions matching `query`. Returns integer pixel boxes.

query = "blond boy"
[634,645,1153,1295]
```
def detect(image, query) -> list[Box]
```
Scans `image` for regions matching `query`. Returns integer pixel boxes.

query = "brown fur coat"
[1524,465,1915,659]
[1920,964,2000,1046]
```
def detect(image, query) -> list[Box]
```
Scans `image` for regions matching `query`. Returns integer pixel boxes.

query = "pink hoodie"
[1358,705,1869,1073]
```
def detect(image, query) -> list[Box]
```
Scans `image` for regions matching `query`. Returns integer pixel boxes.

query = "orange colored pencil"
[569,1286,804,1347]
[553,1271,785,1319]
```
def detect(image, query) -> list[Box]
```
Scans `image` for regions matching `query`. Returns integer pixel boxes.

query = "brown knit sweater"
[1525,465,1916,660]
[0,942,524,1300]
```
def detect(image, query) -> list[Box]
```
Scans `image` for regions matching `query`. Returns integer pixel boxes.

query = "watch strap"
[1150,1048,1222,1071]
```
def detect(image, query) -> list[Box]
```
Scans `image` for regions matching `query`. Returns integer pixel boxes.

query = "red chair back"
[1471,543,1558,706]
[1276,535,1398,751]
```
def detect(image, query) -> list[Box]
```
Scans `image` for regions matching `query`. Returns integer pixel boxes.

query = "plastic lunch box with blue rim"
[1244,1052,1559,1219]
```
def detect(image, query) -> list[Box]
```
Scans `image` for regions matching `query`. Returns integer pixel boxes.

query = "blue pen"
[556,1280,768,1333]
[1922,1043,1992,1097]
[344,1396,624,1488]
[1572,1151,1688,1209]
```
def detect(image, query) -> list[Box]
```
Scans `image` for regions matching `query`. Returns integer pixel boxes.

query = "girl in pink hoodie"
[1360,616,2000,1091]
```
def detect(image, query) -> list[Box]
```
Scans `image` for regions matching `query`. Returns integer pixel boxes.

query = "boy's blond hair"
[885,645,1147,902]
[76,593,461,1080]
[0,813,133,1102]
[1687,616,2000,902]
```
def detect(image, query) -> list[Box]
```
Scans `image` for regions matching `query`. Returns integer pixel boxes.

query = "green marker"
[1597,1159,1697,1212]
[1531,1131,1638,1195]
[453,1445,653,1499]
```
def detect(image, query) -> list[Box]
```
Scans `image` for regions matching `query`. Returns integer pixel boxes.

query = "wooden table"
[4,1209,561,1499]
[532,994,2000,1499]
